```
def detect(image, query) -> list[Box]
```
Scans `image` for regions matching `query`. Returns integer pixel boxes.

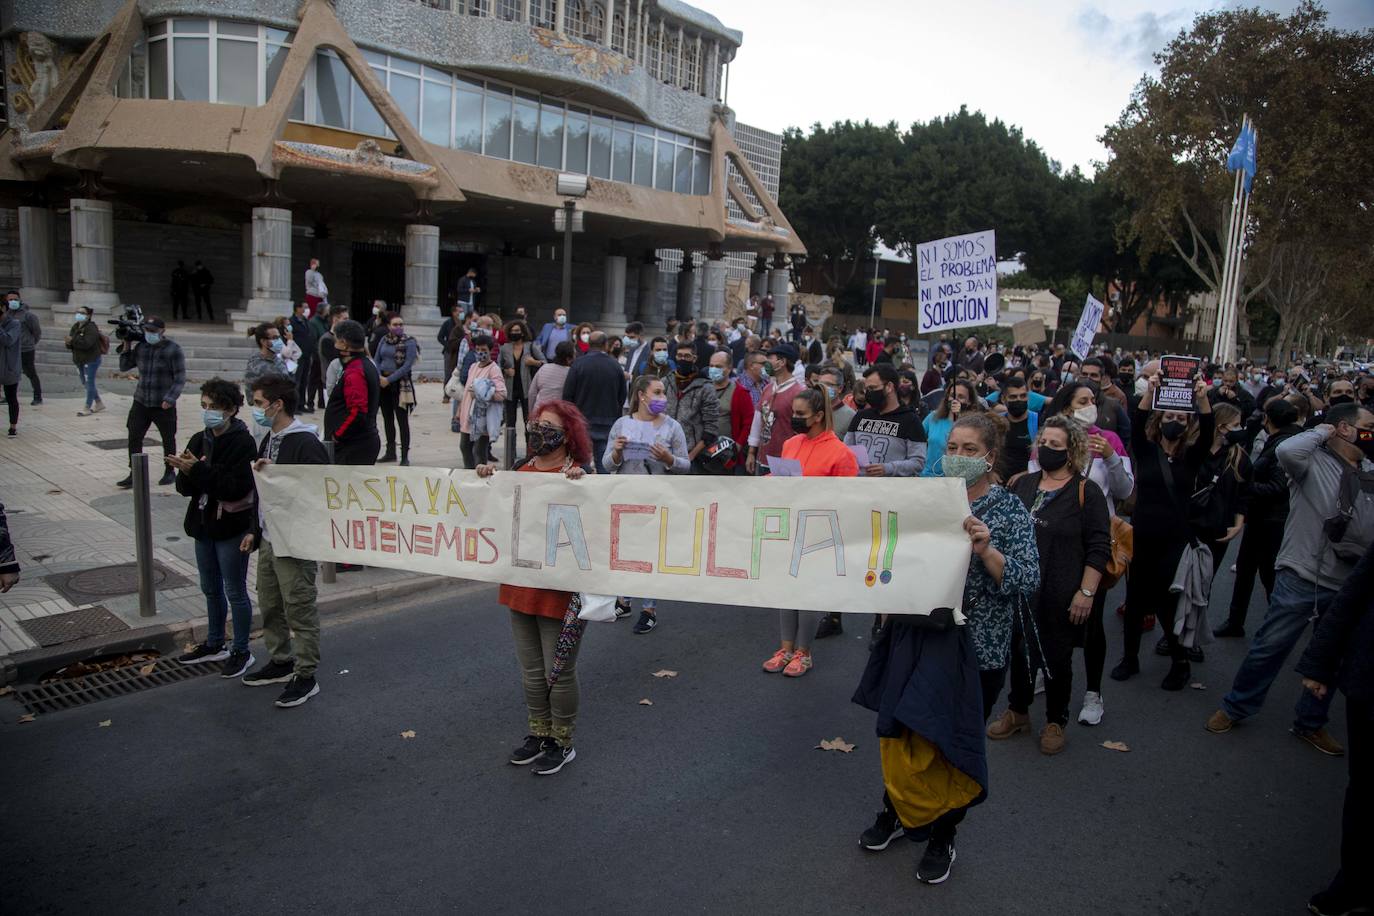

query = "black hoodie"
[176,418,258,541]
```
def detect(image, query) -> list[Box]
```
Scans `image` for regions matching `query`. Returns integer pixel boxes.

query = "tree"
[1101,1,1374,355]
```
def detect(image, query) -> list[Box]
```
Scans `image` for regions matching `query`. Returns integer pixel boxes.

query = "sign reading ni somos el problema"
[917,229,998,334]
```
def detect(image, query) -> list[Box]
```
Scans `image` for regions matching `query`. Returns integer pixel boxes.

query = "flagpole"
[1221,122,1256,362]
[1215,161,1245,362]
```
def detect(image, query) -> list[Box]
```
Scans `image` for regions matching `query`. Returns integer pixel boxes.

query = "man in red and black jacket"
[322,320,380,465]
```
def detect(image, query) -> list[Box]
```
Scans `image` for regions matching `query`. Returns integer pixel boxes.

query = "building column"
[17,205,59,310]
[604,0,615,45]
[701,245,726,321]
[768,252,790,317]
[68,198,119,314]
[675,250,697,322]
[402,224,440,320]
[636,250,660,327]
[244,206,294,319]
[600,253,628,328]
[240,222,254,312]
[751,254,769,298]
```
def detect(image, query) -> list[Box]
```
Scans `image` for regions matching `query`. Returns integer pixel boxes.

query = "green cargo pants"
[257,539,320,678]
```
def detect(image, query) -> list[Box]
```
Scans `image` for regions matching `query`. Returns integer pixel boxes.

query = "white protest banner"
[1071,294,1105,360]
[255,467,974,616]
[917,229,998,334]
[1012,318,1045,347]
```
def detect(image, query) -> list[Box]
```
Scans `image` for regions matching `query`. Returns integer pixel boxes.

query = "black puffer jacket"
[175,419,258,541]
[1246,424,1303,525]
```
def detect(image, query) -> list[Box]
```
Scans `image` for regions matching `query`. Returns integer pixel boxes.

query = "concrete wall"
[0,209,20,292]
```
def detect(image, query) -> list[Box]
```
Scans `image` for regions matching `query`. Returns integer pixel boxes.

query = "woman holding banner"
[476,399,593,777]
[604,375,691,634]
[855,411,1039,885]
[760,386,859,678]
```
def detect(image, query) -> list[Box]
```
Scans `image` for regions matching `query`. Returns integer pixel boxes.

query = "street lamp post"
[555,173,588,315]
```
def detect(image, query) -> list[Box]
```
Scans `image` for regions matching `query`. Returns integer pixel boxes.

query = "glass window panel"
[391,56,421,75]
[173,18,209,33]
[314,52,349,127]
[389,73,420,126]
[128,36,147,98]
[512,94,538,164]
[612,127,633,182]
[264,42,290,100]
[290,86,305,121]
[216,38,257,105]
[674,143,693,193]
[455,88,483,152]
[265,28,292,44]
[421,80,451,145]
[217,21,257,37]
[565,109,589,174]
[632,132,654,187]
[362,49,387,66]
[692,150,710,194]
[172,37,209,100]
[655,138,674,190]
[422,66,449,82]
[635,122,655,136]
[483,89,512,158]
[149,21,168,36]
[352,70,387,135]
[589,114,612,179]
[537,102,564,170]
[148,39,168,98]
[456,76,482,92]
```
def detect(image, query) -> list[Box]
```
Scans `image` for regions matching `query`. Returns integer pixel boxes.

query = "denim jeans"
[77,357,101,407]
[195,535,252,653]
[1221,568,1336,732]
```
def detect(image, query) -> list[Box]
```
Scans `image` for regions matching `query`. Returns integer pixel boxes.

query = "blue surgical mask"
[622,335,636,349]
[73,313,87,323]
[653,351,668,365]
[202,409,225,429]
[270,338,284,353]
[144,332,161,344]
[5,299,19,310]
[555,315,567,326]
[708,366,725,382]
[251,406,274,428]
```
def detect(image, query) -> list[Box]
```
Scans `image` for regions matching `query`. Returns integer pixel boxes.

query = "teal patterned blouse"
[964,485,1041,670]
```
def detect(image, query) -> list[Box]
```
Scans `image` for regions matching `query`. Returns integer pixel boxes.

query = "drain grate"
[12,658,221,715]
[18,606,130,647]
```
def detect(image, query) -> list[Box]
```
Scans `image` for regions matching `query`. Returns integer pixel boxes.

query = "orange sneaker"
[762,649,793,673]
[783,651,813,677]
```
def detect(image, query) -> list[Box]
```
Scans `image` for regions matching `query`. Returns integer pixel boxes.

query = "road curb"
[1,573,452,686]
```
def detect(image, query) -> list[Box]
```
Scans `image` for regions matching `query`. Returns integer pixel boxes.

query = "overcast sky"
[696,0,1374,174]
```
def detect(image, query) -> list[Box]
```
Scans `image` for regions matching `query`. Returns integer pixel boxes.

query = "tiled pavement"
[0,380,494,668]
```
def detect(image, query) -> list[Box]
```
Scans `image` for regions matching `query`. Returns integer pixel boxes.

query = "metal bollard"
[131,453,157,617]
[321,439,336,583]
[503,426,516,470]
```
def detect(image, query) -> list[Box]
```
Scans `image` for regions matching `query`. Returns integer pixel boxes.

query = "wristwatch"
[1080,588,1095,598]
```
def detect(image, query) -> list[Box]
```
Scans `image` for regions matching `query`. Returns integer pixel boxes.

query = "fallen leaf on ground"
[400,729,416,739]
[638,698,654,706]
[17,714,35,723]
[1101,740,1131,752]
[1189,682,1205,690]
[138,663,157,676]
[651,669,678,678]
[98,720,112,727]
[338,669,350,675]
[816,737,856,753]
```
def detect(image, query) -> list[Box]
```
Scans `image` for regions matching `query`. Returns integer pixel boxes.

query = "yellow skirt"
[880,731,982,829]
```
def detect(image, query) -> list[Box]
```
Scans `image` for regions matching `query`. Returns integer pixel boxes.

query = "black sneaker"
[859,806,904,851]
[274,675,319,708]
[1213,623,1245,638]
[1308,888,1365,916]
[916,839,956,884]
[116,475,133,489]
[816,614,844,639]
[1154,635,1171,656]
[532,744,576,775]
[1109,657,1139,681]
[178,643,229,665]
[632,610,657,634]
[6,427,15,438]
[157,469,176,486]
[1161,660,1191,692]
[510,735,553,766]
[614,598,633,620]
[31,398,42,406]
[220,649,254,679]
[1186,645,1205,663]
[242,658,295,686]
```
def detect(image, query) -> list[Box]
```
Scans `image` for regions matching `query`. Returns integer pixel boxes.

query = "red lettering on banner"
[350,519,365,548]
[413,524,433,555]
[435,523,462,559]
[609,504,655,573]
[463,529,479,561]
[379,520,398,554]
[478,528,499,564]
[706,502,748,579]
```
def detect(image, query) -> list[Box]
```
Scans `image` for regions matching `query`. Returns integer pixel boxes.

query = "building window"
[483,86,513,158]
[532,0,556,29]
[611,13,625,53]
[565,0,586,37]
[512,91,538,163]
[461,0,488,14]
[646,24,661,80]
[682,38,699,93]
[625,13,638,60]
[497,0,521,20]
[587,3,605,41]
[537,100,565,169]
[663,33,679,86]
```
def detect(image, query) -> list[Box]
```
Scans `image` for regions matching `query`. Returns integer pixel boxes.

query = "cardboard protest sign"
[255,467,975,617]
[1012,318,1045,347]
[917,230,998,334]
[1071,295,1105,360]
[1153,355,1202,412]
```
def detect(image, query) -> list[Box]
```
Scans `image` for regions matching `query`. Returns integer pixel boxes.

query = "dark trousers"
[295,352,315,411]
[460,432,492,468]
[378,386,410,455]
[333,433,379,466]
[193,288,213,320]
[591,433,608,475]
[20,350,40,400]
[1227,519,1283,627]
[307,355,325,410]
[1123,541,1186,663]
[127,400,177,460]
[1008,624,1072,726]
[1323,697,1371,905]
[3,382,17,427]
[171,291,189,320]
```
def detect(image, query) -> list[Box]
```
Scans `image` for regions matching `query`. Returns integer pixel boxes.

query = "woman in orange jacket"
[761,386,860,677]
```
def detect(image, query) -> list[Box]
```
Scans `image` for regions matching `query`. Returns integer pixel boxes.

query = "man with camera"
[1207,402,1374,756]
[117,316,186,489]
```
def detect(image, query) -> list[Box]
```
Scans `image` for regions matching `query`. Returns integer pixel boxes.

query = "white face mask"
[1073,405,1098,426]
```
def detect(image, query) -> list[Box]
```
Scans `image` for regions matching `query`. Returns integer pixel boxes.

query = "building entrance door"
[350,243,405,322]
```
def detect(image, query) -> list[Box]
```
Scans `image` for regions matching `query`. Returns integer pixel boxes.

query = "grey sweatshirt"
[1275,428,1374,591]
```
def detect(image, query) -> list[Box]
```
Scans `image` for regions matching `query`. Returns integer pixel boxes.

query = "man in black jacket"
[1296,544,1373,916]
[561,330,626,474]
[241,375,330,708]
[1207,365,1257,421]
[191,260,215,321]
[289,301,318,413]
[1215,397,1303,637]
[322,320,380,465]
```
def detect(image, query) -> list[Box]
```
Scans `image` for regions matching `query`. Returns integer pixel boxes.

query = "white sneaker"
[92,400,106,413]
[1078,691,1104,726]
[1034,670,1045,695]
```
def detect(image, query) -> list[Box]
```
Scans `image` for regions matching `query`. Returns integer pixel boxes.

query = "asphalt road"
[0,564,1347,916]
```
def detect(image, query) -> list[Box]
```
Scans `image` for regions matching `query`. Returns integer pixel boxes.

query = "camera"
[108,303,145,343]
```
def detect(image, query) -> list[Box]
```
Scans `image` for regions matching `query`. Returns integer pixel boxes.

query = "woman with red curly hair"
[476,398,593,776]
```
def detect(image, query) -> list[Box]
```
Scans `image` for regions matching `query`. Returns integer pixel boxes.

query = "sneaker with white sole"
[916,839,956,884]
[532,744,576,775]
[274,675,319,708]
[510,735,553,766]
[859,805,904,851]
[242,658,295,686]
[1077,691,1105,726]
[178,643,229,665]
[220,650,254,679]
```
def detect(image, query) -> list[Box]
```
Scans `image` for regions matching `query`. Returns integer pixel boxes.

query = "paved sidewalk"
[0,380,491,677]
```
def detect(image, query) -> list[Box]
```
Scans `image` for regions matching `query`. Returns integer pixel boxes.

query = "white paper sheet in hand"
[849,444,870,469]
[768,457,803,477]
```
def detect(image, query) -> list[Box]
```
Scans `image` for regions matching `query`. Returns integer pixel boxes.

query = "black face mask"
[676,359,696,372]
[1037,446,1069,472]
[790,415,812,434]
[1329,394,1355,407]
[1161,420,1187,441]
[865,388,889,410]
[1005,400,1028,419]
[1223,428,1248,446]
[526,424,566,456]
